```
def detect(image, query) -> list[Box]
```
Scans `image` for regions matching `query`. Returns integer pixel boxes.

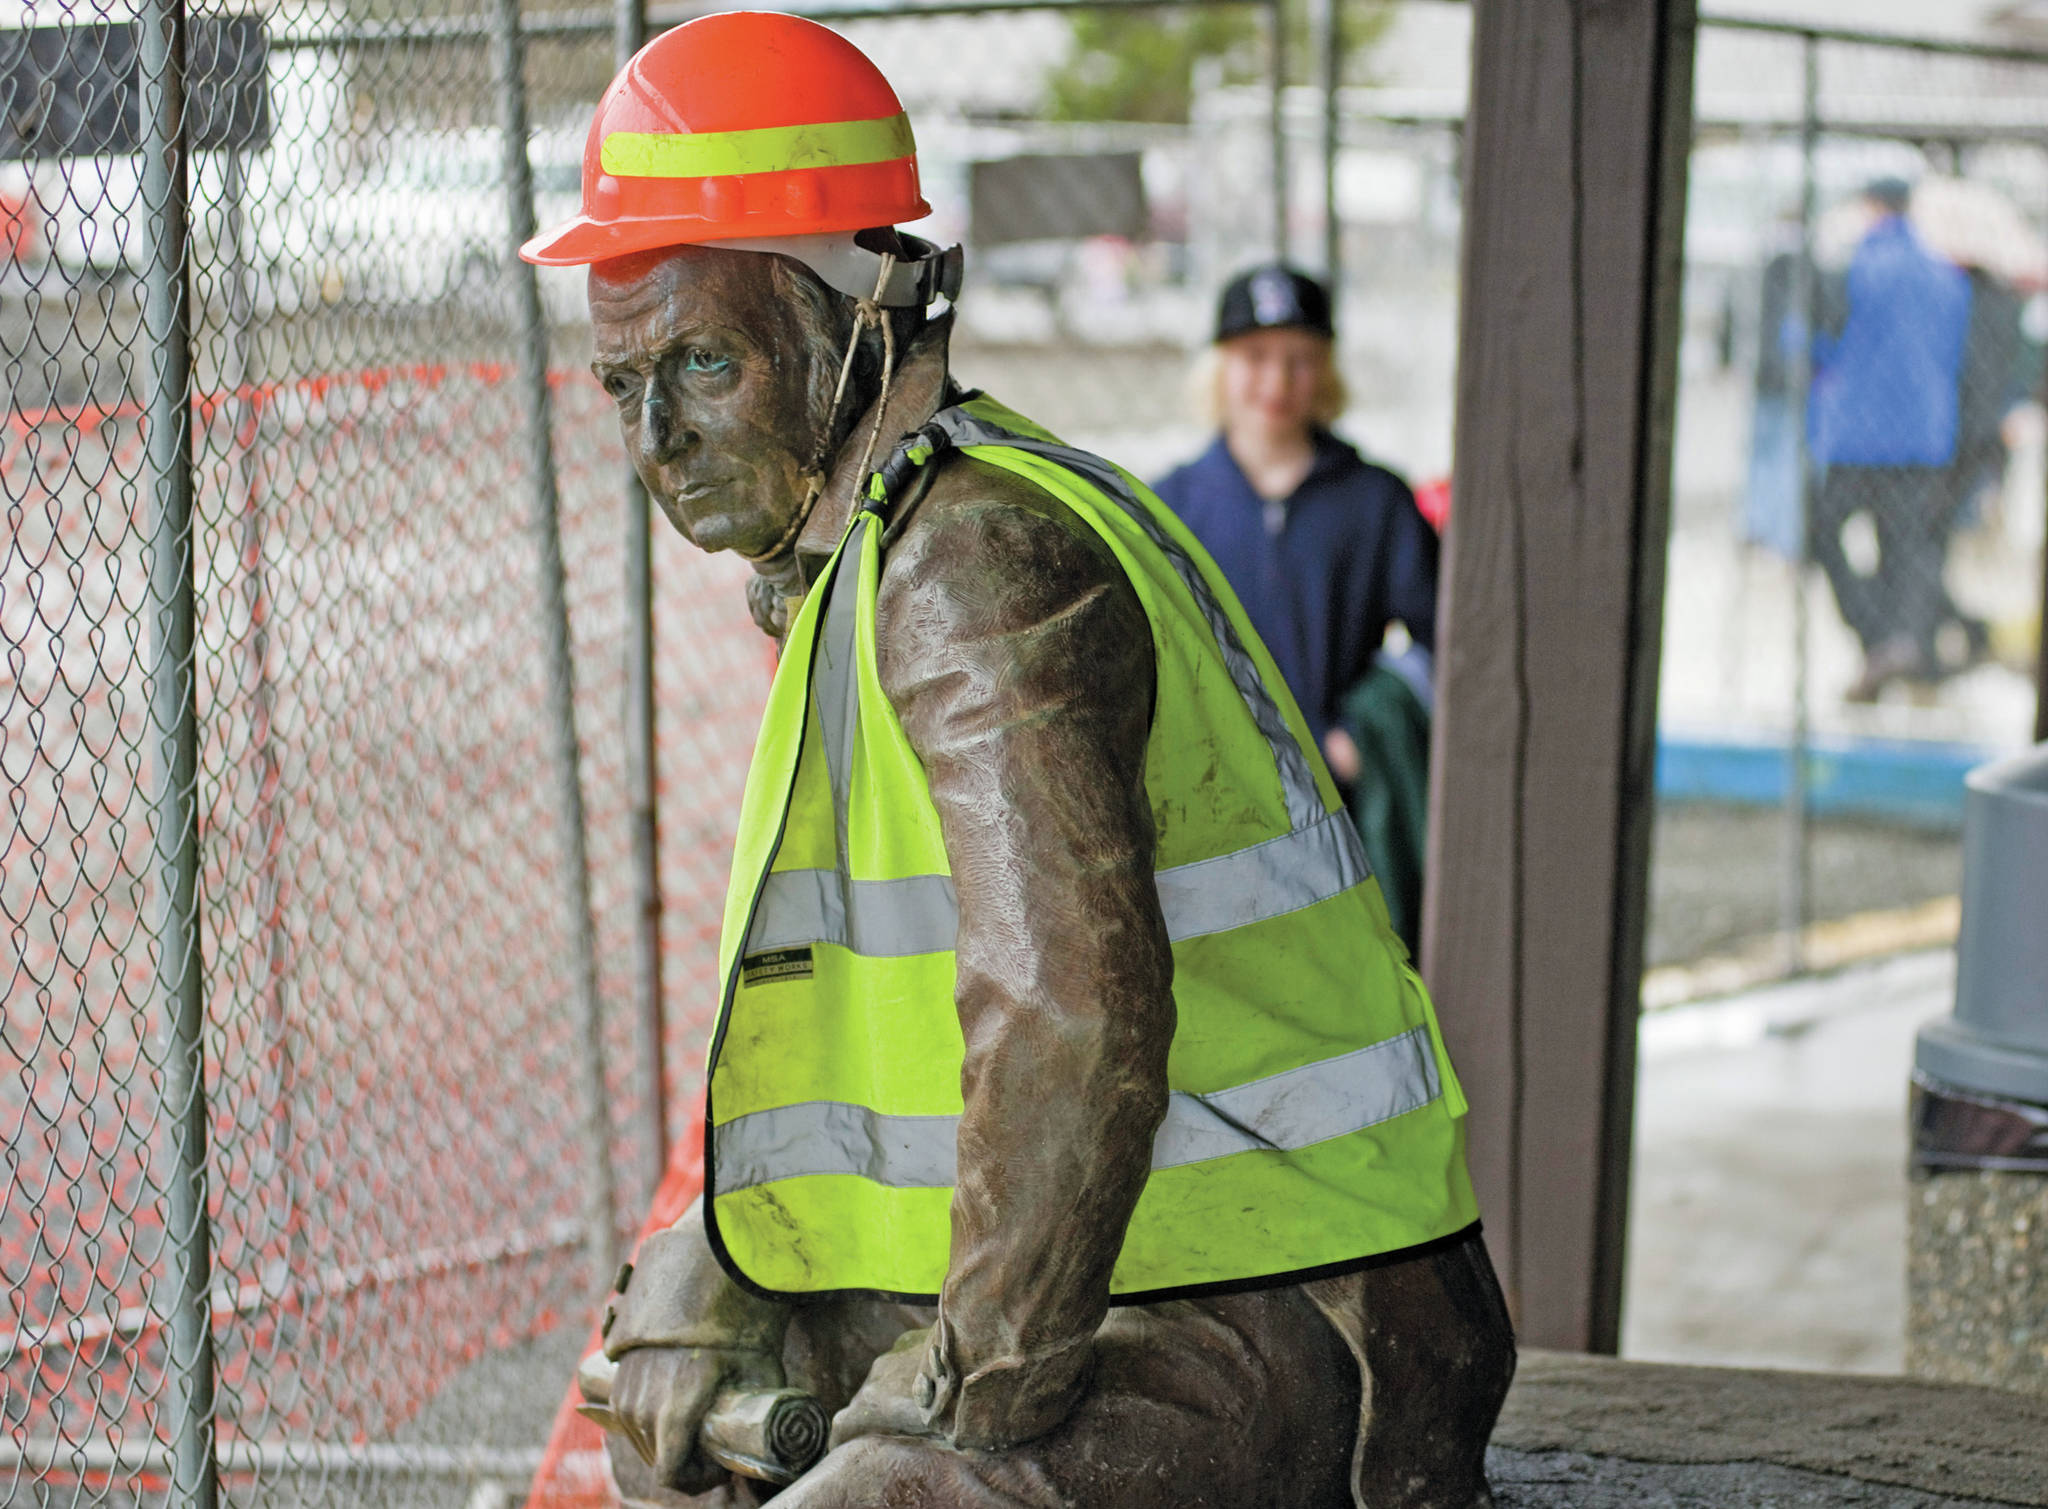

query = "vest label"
[741,946,815,986]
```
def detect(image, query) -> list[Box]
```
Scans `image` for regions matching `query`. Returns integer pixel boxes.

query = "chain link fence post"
[1313,0,1339,285]
[1269,0,1288,259]
[1779,29,1818,972]
[616,0,671,1208]
[2037,153,2048,748]
[492,0,620,1290]
[139,0,221,1502]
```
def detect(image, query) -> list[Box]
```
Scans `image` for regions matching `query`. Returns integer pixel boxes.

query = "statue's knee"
[1338,1237,1516,1509]
[1441,1234,1518,1402]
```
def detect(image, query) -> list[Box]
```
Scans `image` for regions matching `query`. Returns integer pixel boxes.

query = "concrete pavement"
[1623,948,1957,1374]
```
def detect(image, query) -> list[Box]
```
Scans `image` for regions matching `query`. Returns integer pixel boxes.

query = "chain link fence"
[1656,20,2048,987]
[7,0,2048,1504]
[0,1,1289,1504]
[0,2,776,1502]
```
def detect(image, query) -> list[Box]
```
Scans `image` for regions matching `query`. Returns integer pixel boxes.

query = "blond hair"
[1188,339,1349,431]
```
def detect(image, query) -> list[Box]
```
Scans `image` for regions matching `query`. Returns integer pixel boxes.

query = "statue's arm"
[875,467,1175,1451]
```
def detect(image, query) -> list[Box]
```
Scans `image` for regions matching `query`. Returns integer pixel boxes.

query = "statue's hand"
[827,1330,944,1449]
[829,1316,1093,1452]
[610,1343,784,1495]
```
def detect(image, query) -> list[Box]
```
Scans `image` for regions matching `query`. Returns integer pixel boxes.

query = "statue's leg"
[1306,1230,1518,1509]
[778,1287,1360,1509]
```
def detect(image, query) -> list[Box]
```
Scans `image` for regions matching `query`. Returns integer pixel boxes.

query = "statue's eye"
[683,348,732,375]
[601,370,641,405]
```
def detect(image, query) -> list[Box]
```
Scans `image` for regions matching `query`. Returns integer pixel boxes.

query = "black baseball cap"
[1215,263,1334,343]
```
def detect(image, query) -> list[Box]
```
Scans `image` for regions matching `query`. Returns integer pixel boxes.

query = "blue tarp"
[1655,731,1991,829]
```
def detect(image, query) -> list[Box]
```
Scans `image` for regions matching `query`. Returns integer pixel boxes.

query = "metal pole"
[613,0,645,90]
[2038,149,2048,746]
[1269,0,1288,261]
[2037,522,2048,742]
[139,2,218,1505]
[492,0,619,1289]
[615,0,669,1205]
[1780,31,1819,971]
[1314,0,1339,285]
[222,136,310,1309]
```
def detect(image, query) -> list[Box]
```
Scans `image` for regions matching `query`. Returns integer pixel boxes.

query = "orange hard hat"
[521,10,935,291]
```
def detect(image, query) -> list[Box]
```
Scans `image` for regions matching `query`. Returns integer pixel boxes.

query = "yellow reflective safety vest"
[706,396,1478,1303]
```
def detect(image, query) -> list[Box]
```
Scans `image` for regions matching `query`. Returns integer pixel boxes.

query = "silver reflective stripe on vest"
[715,1024,1440,1193]
[928,408,1327,833]
[717,1101,961,1190]
[745,867,958,957]
[1152,810,1368,942]
[747,808,1368,957]
[813,517,867,859]
[1154,1023,1438,1168]
[752,514,877,961]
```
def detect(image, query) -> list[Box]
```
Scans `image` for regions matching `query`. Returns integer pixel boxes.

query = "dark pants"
[1810,464,1949,657]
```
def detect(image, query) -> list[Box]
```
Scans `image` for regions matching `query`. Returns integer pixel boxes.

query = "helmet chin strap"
[739,250,901,566]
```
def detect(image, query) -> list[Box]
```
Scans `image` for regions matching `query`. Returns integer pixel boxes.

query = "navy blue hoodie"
[1152,431,1438,744]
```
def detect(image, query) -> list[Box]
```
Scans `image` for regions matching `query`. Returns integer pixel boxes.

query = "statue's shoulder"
[877,451,1133,627]
[869,450,1150,713]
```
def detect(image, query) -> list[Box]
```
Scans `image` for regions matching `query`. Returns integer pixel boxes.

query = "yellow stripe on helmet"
[601,113,915,179]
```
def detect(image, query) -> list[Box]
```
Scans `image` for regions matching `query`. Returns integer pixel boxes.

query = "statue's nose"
[640,388,693,464]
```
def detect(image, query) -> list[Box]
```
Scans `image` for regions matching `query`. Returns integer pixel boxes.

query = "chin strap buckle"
[918,243,965,307]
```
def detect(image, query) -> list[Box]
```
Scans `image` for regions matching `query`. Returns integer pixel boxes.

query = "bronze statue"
[526,15,1516,1506]
[572,237,1514,1506]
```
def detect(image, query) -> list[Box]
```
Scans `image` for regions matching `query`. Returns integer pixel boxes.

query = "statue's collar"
[797,308,957,561]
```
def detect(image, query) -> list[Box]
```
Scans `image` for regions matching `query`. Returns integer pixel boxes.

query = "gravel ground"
[1647,804,1962,968]
[392,1323,590,1453]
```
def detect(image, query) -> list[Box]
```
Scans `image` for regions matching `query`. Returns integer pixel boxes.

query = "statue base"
[1491,1349,2048,1507]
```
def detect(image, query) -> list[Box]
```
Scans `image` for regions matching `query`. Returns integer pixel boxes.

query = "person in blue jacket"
[1809,178,1973,699]
[1153,264,1438,948]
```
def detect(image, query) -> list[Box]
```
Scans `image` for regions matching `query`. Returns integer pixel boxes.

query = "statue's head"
[519,11,960,557]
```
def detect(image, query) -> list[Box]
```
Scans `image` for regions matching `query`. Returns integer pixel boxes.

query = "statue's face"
[590,246,824,556]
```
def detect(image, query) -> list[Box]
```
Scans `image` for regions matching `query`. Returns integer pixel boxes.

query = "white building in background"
[1705,0,2048,44]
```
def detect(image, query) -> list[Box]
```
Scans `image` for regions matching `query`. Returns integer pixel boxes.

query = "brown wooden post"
[1421,0,1696,1353]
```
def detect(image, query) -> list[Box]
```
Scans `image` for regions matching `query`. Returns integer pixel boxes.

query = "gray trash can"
[1907,743,2048,1395]
[1913,742,2048,1148]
